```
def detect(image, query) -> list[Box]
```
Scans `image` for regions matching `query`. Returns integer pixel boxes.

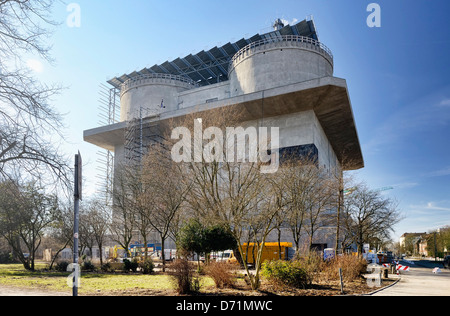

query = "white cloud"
[280,18,298,26]
[439,99,450,107]
[423,166,450,177]
[409,201,450,214]
[26,59,44,73]
[426,202,450,212]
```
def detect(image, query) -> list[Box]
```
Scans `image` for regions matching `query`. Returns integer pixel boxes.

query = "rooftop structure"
[106,19,321,89]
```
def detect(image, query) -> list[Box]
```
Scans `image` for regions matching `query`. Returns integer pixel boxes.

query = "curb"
[337,275,401,296]
[362,276,402,296]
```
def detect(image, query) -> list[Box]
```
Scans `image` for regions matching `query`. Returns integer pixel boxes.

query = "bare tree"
[79,207,95,262]
[0,179,60,270]
[122,163,154,259]
[277,157,321,256]
[326,155,357,255]
[343,183,401,254]
[47,201,73,269]
[110,169,135,258]
[0,0,69,185]
[141,143,189,271]
[86,198,111,266]
[303,172,335,250]
[167,108,283,290]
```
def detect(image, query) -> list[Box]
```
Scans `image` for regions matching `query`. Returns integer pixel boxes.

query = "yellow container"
[240,242,293,264]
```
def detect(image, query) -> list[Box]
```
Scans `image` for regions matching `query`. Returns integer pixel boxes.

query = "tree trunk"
[277,229,282,260]
[335,178,343,256]
[99,242,103,266]
[50,240,70,270]
[161,236,166,272]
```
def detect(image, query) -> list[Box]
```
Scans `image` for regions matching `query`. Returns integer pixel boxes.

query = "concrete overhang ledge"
[83,76,364,170]
[83,121,126,152]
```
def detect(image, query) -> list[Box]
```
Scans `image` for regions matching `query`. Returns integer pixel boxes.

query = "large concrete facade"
[84,20,364,250]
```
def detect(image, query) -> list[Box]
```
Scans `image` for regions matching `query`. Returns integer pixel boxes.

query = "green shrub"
[0,252,14,264]
[101,262,112,272]
[55,261,70,272]
[139,258,154,274]
[123,258,139,272]
[262,260,310,289]
[168,258,200,294]
[82,260,95,271]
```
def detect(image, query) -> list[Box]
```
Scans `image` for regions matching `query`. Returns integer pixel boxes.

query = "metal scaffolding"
[96,84,120,205]
[124,106,163,166]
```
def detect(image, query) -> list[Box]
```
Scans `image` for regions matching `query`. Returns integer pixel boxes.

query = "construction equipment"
[344,186,394,196]
[374,186,394,193]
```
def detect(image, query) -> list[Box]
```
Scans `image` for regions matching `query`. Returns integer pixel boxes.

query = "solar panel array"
[107,19,319,89]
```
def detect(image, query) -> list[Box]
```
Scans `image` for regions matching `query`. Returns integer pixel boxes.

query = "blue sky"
[29,0,450,241]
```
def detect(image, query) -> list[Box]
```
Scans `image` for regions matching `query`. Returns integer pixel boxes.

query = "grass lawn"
[0,262,389,296]
[0,263,212,295]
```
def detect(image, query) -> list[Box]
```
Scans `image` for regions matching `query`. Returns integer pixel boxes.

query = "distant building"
[400,232,427,255]
[418,236,429,257]
[400,232,427,246]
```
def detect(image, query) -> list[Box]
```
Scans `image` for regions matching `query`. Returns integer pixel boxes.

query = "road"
[371,259,450,296]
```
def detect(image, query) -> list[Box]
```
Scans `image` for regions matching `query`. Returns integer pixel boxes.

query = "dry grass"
[0,257,392,296]
[204,261,238,289]
[319,255,368,283]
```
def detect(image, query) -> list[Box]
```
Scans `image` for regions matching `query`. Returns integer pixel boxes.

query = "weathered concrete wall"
[113,143,125,173]
[229,42,333,97]
[238,110,340,172]
[178,81,230,109]
[120,77,195,121]
[112,110,340,177]
[119,42,333,122]
[265,226,338,253]
[311,113,340,172]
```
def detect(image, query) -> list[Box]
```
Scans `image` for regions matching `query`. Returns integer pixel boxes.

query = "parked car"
[443,256,450,269]
[200,250,234,263]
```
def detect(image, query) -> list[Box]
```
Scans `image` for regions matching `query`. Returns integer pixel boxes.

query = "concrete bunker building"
[84,18,364,250]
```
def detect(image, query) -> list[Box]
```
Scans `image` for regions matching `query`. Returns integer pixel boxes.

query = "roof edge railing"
[121,73,200,94]
[228,35,333,74]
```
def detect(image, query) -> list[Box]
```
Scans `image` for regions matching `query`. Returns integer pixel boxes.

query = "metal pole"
[336,176,343,257]
[434,232,437,262]
[73,196,79,296]
[73,153,81,296]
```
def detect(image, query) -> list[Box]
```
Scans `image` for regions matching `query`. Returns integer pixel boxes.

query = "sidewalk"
[371,265,450,296]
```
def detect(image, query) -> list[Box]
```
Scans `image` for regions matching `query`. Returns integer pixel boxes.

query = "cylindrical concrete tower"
[229,35,334,97]
[120,74,198,121]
